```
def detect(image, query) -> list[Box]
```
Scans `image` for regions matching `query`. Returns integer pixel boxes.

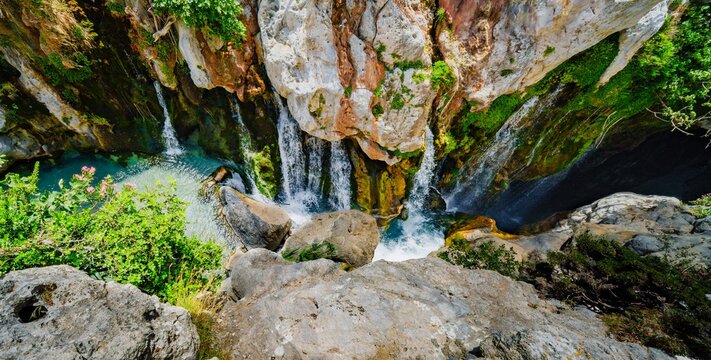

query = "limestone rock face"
[217,186,292,250]
[0,266,198,360]
[283,210,380,267]
[438,0,666,108]
[258,0,434,163]
[216,253,674,359]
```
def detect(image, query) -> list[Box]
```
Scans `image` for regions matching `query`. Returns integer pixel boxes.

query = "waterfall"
[329,141,352,210]
[153,81,183,156]
[408,127,435,211]
[229,95,265,197]
[444,88,563,213]
[305,136,325,194]
[273,91,306,201]
[374,126,443,261]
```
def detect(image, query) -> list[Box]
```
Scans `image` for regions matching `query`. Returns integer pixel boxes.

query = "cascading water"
[374,127,444,261]
[304,136,325,194]
[229,95,265,198]
[153,81,183,156]
[329,141,352,210]
[444,87,561,213]
[273,91,307,201]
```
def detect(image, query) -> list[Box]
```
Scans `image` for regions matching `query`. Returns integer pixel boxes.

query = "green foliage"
[435,8,447,23]
[521,234,711,357]
[499,69,514,77]
[431,60,455,89]
[0,165,222,301]
[393,59,424,71]
[439,237,520,277]
[282,242,337,263]
[375,43,386,62]
[390,93,405,110]
[544,46,556,56]
[462,94,524,133]
[372,104,384,117]
[154,0,247,43]
[37,52,93,86]
[344,86,352,98]
[640,3,711,129]
[250,146,277,198]
[107,1,126,13]
[689,193,711,218]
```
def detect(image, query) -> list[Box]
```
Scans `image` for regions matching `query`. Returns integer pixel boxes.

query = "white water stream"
[153,81,183,156]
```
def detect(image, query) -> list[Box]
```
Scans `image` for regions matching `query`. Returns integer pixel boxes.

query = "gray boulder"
[282,210,380,267]
[215,252,674,359]
[0,265,198,360]
[217,186,292,250]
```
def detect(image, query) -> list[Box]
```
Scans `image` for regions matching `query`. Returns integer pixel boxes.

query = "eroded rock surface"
[217,186,292,250]
[0,265,198,360]
[216,251,675,359]
[283,210,380,267]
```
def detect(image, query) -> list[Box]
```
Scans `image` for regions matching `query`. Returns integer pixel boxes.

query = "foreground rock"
[215,250,674,359]
[0,266,198,360]
[283,210,379,267]
[217,186,292,250]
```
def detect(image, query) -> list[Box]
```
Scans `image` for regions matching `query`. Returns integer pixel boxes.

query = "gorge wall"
[0,0,687,220]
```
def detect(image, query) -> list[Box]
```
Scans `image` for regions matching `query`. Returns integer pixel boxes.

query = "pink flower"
[86,186,95,194]
[81,166,96,175]
[124,183,137,190]
[73,174,85,181]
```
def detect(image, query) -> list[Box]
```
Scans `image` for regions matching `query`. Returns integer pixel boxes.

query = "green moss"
[375,43,386,62]
[107,1,126,13]
[500,69,514,77]
[344,86,352,98]
[390,93,405,110]
[544,46,556,56]
[36,52,93,86]
[462,93,524,133]
[431,60,455,89]
[372,104,384,117]
[250,146,277,198]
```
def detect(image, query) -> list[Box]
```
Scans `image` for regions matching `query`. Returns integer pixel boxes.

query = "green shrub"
[390,93,405,110]
[435,8,447,23]
[372,103,384,117]
[107,1,125,13]
[0,165,222,300]
[500,69,514,77]
[431,60,455,89]
[344,86,352,98]
[689,194,711,217]
[438,237,520,277]
[520,233,711,357]
[282,242,337,263]
[154,0,247,43]
[37,52,93,86]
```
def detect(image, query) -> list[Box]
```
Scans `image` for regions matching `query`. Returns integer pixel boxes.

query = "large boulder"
[512,193,710,266]
[214,252,674,359]
[0,266,198,360]
[283,210,380,267]
[217,186,292,250]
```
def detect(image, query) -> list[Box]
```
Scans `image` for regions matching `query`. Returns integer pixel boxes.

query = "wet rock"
[627,234,664,255]
[0,266,198,360]
[282,210,379,267]
[215,256,674,359]
[217,187,292,250]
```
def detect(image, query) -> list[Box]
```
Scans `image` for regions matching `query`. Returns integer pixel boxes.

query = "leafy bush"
[438,237,520,277]
[282,242,337,263]
[431,60,455,89]
[0,165,222,300]
[154,0,247,43]
[640,3,711,130]
[520,233,711,357]
[37,52,93,86]
[689,193,711,217]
